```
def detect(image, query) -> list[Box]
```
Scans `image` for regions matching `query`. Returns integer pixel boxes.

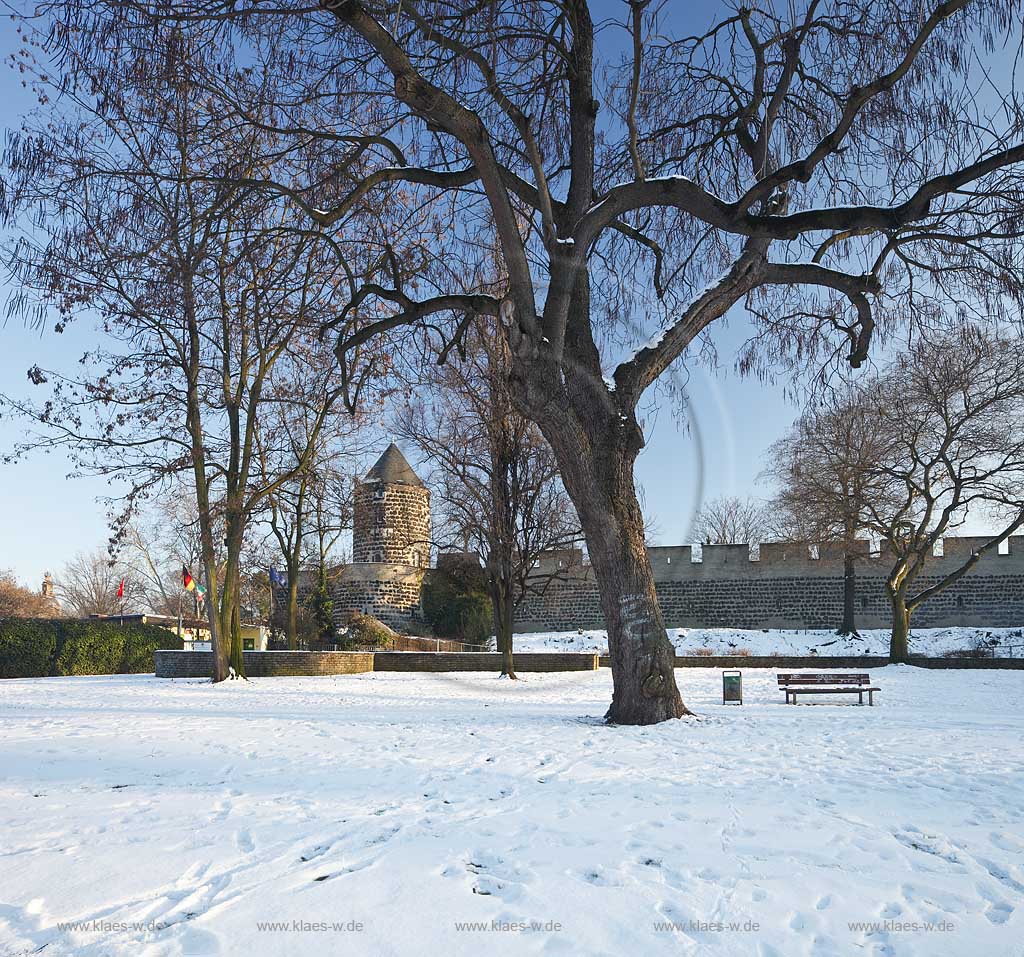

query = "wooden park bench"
[777,673,879,706]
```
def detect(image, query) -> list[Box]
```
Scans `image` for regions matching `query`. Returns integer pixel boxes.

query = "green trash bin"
[722,670,743,705]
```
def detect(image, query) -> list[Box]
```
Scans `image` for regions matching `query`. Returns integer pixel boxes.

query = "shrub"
[339,612,397,651]
[684,647,716,657]
[422,563,493,645]
[448,593,492,646]
[0,618,183,678]
[54,621,127,676]
[0,619,58,678]
[304,565,336,646]
[943,644,993,659]
[270,604,320,649]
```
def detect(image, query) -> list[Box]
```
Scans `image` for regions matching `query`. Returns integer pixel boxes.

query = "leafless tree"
[1,31,383,679]
[691,496,770,546]
[56,548,138,618]
[120,493,223,620]
[393,317,582,678]
[808,329,1024,659]
[764,392,895,634]
[0,570,59,618]
[251,327,379,648]
[782,329,1024,659]
[17,0,1024,720]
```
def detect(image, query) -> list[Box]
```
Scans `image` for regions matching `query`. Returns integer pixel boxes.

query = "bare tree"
[829,329,1024,659]
[691,496,770,546]
[262,456,363,650]
[0,570,58,618]
[18,0,1024,720]
[1,32,383,679]
[764,392,895,634]
[786,329,1024,659]
[123,494,223,620]
[56,548,137,618]
[393,317,582,678]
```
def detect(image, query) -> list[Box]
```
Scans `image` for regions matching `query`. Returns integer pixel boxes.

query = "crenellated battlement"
[527,535,1024,584]
[515,534,1024,633]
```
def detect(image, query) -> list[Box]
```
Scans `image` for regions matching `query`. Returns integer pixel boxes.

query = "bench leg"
[869,690,874,707]
[859,691,863,705]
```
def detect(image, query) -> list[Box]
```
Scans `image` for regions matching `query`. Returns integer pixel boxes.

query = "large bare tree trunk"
[887,581,911,662]
[489,570,516,679]
[537,401,688,724]
[285,569,300,651]
[838,551,858,636]
[219,510,247,678]
[585,468,688,723]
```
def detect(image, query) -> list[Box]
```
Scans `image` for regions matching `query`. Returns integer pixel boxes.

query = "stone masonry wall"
[514,536,1024,632]
[281,563,427,633]
[330,564,426,631]
[155,650,375,678]
[352,481,431,567]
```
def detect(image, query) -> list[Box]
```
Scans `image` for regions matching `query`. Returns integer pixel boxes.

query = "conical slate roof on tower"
[362,442,424,487]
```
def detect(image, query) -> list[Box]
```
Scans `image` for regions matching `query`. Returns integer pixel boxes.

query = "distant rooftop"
[363,442,424,487]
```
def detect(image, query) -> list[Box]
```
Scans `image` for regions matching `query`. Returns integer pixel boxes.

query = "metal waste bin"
[722,670,743,705]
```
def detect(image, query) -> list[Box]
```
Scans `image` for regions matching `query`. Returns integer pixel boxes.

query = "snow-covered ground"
[517,625,1024,658]
[1,668,1022,956]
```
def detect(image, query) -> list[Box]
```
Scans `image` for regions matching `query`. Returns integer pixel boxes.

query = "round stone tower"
[352,443,431,567]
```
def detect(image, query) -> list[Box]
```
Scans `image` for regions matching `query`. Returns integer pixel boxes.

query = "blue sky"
[0,6,814,585]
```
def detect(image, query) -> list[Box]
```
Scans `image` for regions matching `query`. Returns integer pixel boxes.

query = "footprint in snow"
[976,856,1024,894]
[654,899,688,927]
[989,832,1024,854]
[174,925,222,955]
[235,828,254,854]
[976,881,1015,924]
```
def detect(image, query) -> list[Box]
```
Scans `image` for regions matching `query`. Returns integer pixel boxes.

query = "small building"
[85,614,269,651]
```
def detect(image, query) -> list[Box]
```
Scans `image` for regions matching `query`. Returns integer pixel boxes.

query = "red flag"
[117,578,125,600]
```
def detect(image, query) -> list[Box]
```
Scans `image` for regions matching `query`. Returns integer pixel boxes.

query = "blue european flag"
[269,568,286,587]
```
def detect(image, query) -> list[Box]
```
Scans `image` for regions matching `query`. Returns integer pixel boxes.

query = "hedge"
[338,612,398,651]
[0,618,184,678]
[422,563,493,645]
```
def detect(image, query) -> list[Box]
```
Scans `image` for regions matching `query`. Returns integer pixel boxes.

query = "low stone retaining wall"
[157,649,1023,678]
[897,657,1024,669]
[155,650,599,677]
[593,654,1024,669]
[155,650,374,678]
[372,652,600,672]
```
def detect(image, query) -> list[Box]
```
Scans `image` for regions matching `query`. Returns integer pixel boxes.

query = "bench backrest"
[777,673,870,686]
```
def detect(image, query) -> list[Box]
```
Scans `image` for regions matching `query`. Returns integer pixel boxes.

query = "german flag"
[182,566,208,599]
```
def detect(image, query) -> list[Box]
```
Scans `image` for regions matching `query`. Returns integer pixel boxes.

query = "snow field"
[0,666,1021,956]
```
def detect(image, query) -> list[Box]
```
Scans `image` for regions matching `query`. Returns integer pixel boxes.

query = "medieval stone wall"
[352,481,431,567]
[330,563,427,631]
[513,537,1024,632]
[284,563,427,633]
